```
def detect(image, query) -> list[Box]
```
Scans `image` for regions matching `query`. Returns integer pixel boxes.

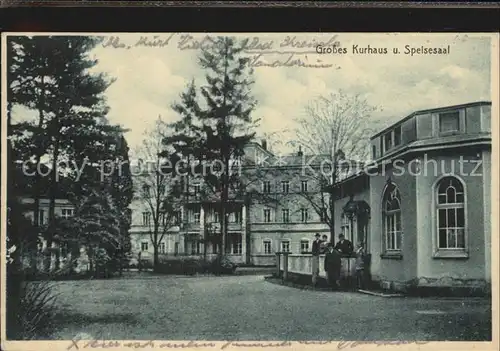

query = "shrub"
[7,278,58,340]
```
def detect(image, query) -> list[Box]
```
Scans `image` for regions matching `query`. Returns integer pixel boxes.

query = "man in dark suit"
[311,233,322,256]
[334,234,354,256]
[324,243,341,290]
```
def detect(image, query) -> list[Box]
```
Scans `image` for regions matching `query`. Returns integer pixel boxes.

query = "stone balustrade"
[276,252,357,286]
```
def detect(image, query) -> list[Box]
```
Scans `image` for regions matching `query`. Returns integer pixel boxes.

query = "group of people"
[311,233,366,290]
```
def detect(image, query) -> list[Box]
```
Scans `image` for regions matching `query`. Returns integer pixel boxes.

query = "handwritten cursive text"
[337,340,430,349]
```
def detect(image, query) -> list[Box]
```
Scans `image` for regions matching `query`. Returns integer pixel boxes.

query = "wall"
[415,149,486,286]
[416,113,433,139]
[22,198,74,223]
[369,161,418,286]
[483,149,491,283]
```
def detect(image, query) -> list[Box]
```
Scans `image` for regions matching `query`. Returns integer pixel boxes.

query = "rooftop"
[370,101,492,140]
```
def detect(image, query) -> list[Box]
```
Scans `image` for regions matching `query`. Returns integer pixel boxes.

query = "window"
[300,208,309,223]
[439,111,460,133]
[61,209,74,219]
[232,234,242,255]
[263,240,272,254]
[341,213,351,241]
[300,239,310,253]
[436,177,466,254]
[159,242,166,254]
[394,126,402,146]
[301,180,308,192]
[281,181,289,194]
[372,145,377,159]
[193,211,200,223]
[214,211,220,223]
[191,241,201,255]
[263,208,271,223]
[193,184,201,196]
[141,242,149,251]
[38,210,45,225]
[382,183,402,253]
[161,213,169,226]
[142,184,151,196]
[262,181,271,193]
[384,132,392,152]
[142,212,151,226]
[281,240,290,253]
[234,210,242,223]
[282,209,290,223]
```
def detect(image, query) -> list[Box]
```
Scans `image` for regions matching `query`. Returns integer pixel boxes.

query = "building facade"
[129,144,337,266]
[23,100,491,288]
[333,101,492,291]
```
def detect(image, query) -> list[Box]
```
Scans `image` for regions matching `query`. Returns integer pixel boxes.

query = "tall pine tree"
[167,37,257,254]
[8,35,130,273]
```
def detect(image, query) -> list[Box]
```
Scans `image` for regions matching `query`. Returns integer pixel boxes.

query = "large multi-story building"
[19,100,492,289]
[131,100,493,294]
[129,141,343,266]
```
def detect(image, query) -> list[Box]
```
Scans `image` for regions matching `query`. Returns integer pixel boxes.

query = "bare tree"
[135,116,180,272]
[292,90,379,241]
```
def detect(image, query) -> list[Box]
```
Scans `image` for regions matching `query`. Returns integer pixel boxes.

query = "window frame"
[61,208,74,219]
[383,131,393,152]
[262,180,271,193]
[193,209,200,223]
[340,213,351,241]
[282,209,290,223]
[433,176,468,259]
[263,239,272,254]
[38,209,45,225]
[394,125,402,146]
[141,241,149,252]
[280,239,291,253]
[281,181,290,194]
[381,182,403,259]
[300,208,309,223]
[159,242,166,254]
[263,208,271,223]
[232,234,243,255]
[193,184,201,196]
[300,239,310,253]
[438,111,461,135]
[142,211,151,226]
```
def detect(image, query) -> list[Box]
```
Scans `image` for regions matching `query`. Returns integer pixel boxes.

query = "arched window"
[382,182,402,252]
[436,177,466,250]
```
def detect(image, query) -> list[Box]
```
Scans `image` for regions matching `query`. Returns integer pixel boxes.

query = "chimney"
[297,146,303,157]
[261,139,267,150]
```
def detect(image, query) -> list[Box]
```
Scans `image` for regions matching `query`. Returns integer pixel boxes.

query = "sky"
[10,33,493,156]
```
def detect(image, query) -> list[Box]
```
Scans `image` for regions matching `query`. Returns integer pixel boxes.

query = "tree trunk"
[329,188,335,243]
[32,77,47,274]
[203,208,207,261]
[153,249,159,272]
[88,244,94,276]
[47,134,60,271]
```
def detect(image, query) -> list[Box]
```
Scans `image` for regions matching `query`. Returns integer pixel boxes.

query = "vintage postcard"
[1,32,498,351]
